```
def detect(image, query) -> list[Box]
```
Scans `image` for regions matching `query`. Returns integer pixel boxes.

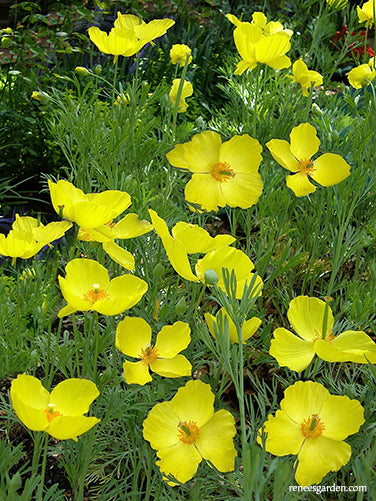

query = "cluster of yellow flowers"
[7,3,375,491]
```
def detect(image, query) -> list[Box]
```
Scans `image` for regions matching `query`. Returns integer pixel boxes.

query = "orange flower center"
[44,404,62,423]
[140,345,159,365]
[178,420,200,444]
[83,283,109,303]
[301,414,325,439]
[211,162,235,183]
[313,329,335,342]
[298,158,316,176]
[105,220,116,229]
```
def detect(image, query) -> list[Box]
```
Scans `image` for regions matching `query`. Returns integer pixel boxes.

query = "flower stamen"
[211,162,235,183]
[140,345,159,365]
[44,404,62,423]
[83,283,109,303]
[298,158,316,176]
[301,414,325,438]
[178,420,200,444]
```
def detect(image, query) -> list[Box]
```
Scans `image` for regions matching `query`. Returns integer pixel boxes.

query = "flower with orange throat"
[143,379,237,484]
[266,123,350,197]
[116,317,191,385]
[10,374,100,441]
[166,131,263,212]
[269,296,376,372]
[257,381,365,486]
[57,258,147,317]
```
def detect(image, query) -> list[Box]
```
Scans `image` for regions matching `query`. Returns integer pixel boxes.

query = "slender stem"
[36,433,48,501]
[252,65,261,137]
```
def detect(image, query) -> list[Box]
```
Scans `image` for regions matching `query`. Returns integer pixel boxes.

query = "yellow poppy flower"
[88,13,174,61]
[287,59,323,96]
[251,11,293,37]
[269,296,376,372]
[169,79,193,113]
[143,379,237,484]
[348,60,376,88]
[0,215,72,260]
[266,123,351,197]
[166,131,263,212]
[78,213,153,270]
[48,179,131,228]
[170,44,192,66]
[232,21,291,75]
[57,258,148,317]
[149,210,261,299]
[205,307,261,343]
[258,381,365,486]
[115,317,191,385]
[357,0,375,27]
[10,374,100,441]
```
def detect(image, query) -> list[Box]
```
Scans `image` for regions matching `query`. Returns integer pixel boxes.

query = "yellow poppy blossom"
[0,215,72,261]
[357,0,375,27]
[10,374,100,441]
[269,296,376,372]
[78,213,153,270]
[143,379,237,484]
[116,317,191,385]
[48,179,131,228]
[205,307,261,343]
[169,44,192,66]
[149,210,262,298]
[258,381,365,486]
[166,131,263,212]
[287,59,323,96]
[169,79,193,113]
[348,60,376,88]
[88,13,174,61]
[57,258,147,317]
[226,12,293,37]
[232,21,291,75]
[266,123,351,197]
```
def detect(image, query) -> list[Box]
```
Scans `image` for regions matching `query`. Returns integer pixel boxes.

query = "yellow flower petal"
[310,153,350,187]
[102,241,135,270]
[59,258,110,303]
[168,131,221,173]
[296,437,351,486]
[287,296,334,341]
[221,172,263,208]
[148,209,199,282]
[219,134,263,173]
[156,441,202,484]
[115,316,152,357]
[348,63,376,88]
[171,222,235,253]
[171,380,214,426]
[270,327,315,371]
[49,379,99,417]
[123,360,152,385]
[258,409,303,455]
[195,409,237,471]
[47,415,100,442]
[32,220,72,243]
[254,32,291,68]
[112,213,153,238]
[143,401,181,450]
[10,375,50,431]
[154,322,191,358]
[266,139,299,172]
[319,394,365,440]
[315,330,376,363]
[185,174,227,212]
[133,18,175,42]
[280,381,330,424]
[205,308,261,343]
[97,275,147,315]
[151,355,192,377]
[286,172,317,196]
[289,122,320,160]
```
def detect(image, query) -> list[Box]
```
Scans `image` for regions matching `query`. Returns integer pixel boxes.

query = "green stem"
[303,83,314,122]
[171,54,190,138]
[252,65,261,137]
[36,433,48,501]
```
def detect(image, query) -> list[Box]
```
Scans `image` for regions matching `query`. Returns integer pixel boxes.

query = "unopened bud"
[204,269,219,285]
[153,263,165,279]
[75,66,90,76]
[175,297,186,316]
[95,64,102,75]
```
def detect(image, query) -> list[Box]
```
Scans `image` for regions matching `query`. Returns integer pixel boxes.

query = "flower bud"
[75,66,90,76]
[204,269,219,285]
[95,64,102,75]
